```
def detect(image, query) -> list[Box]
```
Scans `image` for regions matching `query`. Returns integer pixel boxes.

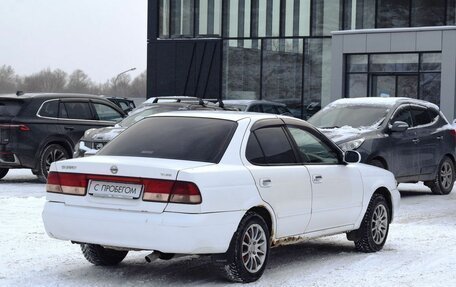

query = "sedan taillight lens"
[47,172,87,196]
[47,172,202,204]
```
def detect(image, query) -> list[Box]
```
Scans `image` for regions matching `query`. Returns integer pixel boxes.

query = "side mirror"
[344,150,361,164]
[390,121,409,132]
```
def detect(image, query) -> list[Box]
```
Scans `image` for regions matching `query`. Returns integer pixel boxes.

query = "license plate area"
[88,180,143,199]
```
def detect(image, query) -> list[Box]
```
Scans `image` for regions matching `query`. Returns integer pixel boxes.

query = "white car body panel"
[42,111,400,255]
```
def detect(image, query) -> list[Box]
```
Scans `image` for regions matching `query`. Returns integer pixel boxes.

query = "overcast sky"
[0,0,147,83]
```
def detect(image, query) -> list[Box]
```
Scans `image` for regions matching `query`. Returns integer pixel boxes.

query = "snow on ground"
[1,169,456,286]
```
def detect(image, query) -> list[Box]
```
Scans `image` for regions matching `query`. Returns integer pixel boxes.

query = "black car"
[308,97,456,195]
[102,96,136,113]
[0,93,126,181]
[74,99,233,157]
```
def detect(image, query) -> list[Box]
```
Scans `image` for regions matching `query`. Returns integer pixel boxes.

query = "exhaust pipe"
[145,251,175,263]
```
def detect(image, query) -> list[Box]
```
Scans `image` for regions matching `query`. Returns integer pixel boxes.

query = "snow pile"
[1,171,456,286]
[320,125,377,143]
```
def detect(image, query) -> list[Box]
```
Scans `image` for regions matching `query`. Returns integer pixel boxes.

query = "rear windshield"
[99,117,238,163]
[0,100,22,117]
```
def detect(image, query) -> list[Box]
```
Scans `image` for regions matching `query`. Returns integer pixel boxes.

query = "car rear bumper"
[42,201,244,254]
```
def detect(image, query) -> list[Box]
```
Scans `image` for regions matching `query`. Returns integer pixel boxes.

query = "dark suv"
[0,93,125,181]
[308,97,456,195]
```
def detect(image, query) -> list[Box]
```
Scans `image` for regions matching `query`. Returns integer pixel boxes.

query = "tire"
[214,211,270,283]
[36,144,69,183]
[80,244,128,266]
[368,159,386,170]
[0,168,9,179]
[354,194,390,253]
[426,156,454,195]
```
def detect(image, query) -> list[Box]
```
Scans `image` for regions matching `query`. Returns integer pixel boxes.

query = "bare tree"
[23,68,67,92]
[129,71,147,98]
[66,69,93,94]
[0,65,18,94]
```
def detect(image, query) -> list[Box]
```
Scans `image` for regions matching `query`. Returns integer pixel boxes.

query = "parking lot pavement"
[1,169,455,286]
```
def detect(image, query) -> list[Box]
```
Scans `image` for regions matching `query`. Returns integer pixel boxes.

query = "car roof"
[330,97,439,110]
[0,93,107,100]
[223,99,287,106]
[147,110,294,122]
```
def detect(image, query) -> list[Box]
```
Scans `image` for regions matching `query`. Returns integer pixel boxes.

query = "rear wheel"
[214,212,270,283]
[426,156,454,195]
[354,194,390,253]
[0,168,9,179]
[80,244,128,266]
[37,144,69,183]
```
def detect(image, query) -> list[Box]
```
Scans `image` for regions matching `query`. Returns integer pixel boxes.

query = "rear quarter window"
[99,117,238,163]
[38,100,59,118]
[0,100,22,117]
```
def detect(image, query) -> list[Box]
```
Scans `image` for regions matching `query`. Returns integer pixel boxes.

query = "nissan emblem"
[110,165,118,174]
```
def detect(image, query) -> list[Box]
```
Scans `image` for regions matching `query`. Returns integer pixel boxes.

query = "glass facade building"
[148,0,456,119]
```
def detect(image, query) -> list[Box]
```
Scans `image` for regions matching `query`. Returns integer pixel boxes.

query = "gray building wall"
[330,26,456,120]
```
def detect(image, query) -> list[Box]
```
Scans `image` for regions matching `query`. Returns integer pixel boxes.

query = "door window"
[63,102,93,120]
[391,106,413,127]
[250,127,297,165]
[262,104,278,114]
[288,127,339,164]
[245,135,266,165]
[249,105,262,113]
[93,103,123,122]
[411,107,432,127]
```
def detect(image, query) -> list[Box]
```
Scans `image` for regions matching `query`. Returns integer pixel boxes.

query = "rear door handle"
[436,136,443,140]
[64,126,75,131]
[312,175,323,184]
[259,178,272,188]
[412,138,420,144]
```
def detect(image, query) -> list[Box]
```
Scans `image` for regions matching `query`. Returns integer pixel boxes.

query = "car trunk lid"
[50,156,212,213]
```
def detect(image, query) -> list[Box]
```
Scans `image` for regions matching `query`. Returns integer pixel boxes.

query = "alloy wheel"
[440,161,453,190]
[371,205,388,245]
[45,149,67,172]
[241,224,267,273]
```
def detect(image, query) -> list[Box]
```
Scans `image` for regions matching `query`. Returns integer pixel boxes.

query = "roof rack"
[152,96,199,103]
[16,91,24,96]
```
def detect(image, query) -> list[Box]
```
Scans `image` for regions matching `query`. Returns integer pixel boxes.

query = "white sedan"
[42,112,400,283]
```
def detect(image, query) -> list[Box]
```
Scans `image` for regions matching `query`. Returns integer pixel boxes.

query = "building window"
[223,40,262,99]
[412,0,446,27]
[377,0,410,28]
[223,0,252,38]
[159,0,170,38]
[170,0,194,37]
[312,0,342,36]
[253,0,281,37]
[262,39,303,117]
[345,53,442,106]
[196,0,222,36]
[283,0,310,37]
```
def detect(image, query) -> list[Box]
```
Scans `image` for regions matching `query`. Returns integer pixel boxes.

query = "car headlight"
[339,138,365,151]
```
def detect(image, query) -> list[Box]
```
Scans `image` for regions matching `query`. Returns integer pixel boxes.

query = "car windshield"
[119,106,184,127]
[99,117,238,163]
[308,105,390,129]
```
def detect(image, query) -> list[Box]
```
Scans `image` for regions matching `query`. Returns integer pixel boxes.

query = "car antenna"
[16,91,24,96]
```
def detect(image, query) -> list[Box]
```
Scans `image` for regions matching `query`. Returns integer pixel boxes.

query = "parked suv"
[102,96,136,113]
[222,100,294,116]
[308,97,456,195]
[0,93,125,181]
[74,99,232,157]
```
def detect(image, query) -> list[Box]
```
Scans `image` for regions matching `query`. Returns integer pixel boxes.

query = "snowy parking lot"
[1,169,456,286]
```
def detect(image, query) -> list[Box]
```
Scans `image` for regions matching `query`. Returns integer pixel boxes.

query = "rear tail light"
[47,172,202,204]
[143,179,202,204]
[0,124,30,131]
[47,172,87,196]
[450,129,456,139]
